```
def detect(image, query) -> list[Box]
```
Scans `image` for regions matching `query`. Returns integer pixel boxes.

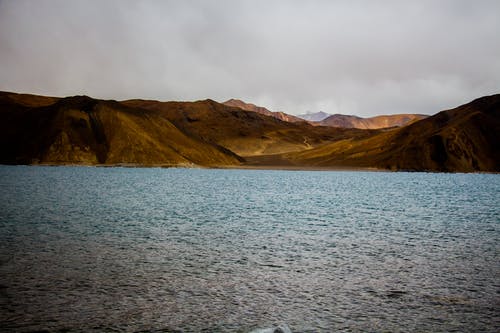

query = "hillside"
[123,99,372,157]
[0,92,242,166]
[1,91,498,172]
[318,113,428,129]
[276,94,500,172]
[0,91,372,166]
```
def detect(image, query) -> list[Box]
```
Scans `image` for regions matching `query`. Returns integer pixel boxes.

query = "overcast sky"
[1,0,499,116]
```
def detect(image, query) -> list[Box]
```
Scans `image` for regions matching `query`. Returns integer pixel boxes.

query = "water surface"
[0,166,499,332]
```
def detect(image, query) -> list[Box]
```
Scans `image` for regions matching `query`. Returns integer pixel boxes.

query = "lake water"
[0,166,498,332]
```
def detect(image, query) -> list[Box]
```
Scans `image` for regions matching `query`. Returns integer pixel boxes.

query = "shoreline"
[0,162,384,172]
[219,164,385,172]
[1,163,497,174]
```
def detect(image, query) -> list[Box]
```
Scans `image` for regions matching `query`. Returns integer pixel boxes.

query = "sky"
[0,0,499,117]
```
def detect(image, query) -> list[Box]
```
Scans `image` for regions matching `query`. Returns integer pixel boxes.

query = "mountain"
[318,113,428,129]
[275,94,500,172]
[122,99,371,157]
[223,99,305,123]
[297,111,331,122]
[0,91,371,166]
[0,92,241,166]
[1,91,498,172]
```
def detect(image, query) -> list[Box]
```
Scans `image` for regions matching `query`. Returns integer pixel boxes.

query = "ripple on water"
[0,166,499,332]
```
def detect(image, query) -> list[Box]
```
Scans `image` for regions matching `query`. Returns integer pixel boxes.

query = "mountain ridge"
[0,92,242,166]
[317,113,428,129]
[222,99,305,123]
[225,99,428,129]
[1,91,498,172]
[270,94,500,172]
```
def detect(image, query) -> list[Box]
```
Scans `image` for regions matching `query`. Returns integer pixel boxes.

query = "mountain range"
[276,95,499,172]
[316,113,428,129]
[225,101,427,129]
[1,91,498,172]
[222,99,305,123]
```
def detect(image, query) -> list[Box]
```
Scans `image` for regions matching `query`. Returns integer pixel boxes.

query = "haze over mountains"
[0,91,498,172]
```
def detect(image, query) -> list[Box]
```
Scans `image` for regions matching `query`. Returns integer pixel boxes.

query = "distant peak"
[222,99,305,123]
[224,98,243,103]
[297,111,332,122]
[223,99,257,108]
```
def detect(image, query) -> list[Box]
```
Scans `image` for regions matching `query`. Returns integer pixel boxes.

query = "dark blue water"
[0,166,499,332]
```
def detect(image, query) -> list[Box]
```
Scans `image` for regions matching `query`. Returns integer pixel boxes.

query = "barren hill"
[0,92,371,166]
[0,92,241,166]
[276,94,500,172]
[123,99,371,157]
[1,91,498,172]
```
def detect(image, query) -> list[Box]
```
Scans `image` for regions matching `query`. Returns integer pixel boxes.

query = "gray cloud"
[1,0,499,116]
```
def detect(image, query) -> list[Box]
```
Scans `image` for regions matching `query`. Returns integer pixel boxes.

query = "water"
[0,166,499,332]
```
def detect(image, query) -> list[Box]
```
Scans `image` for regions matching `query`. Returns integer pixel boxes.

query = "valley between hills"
[0,91,498,172]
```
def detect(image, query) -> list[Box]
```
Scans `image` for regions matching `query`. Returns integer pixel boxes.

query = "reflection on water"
[0,166,499,332]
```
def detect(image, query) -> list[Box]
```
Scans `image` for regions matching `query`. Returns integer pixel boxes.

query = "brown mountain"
[122,99,372,157]
[277,94,500,172]
[318,113,428,129]
[0,92,242,166]
[223,99,305,123]
[1,91,498,172]
[0,91,372,166]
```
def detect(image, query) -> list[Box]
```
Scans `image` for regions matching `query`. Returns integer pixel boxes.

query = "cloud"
[0,0,499,116]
